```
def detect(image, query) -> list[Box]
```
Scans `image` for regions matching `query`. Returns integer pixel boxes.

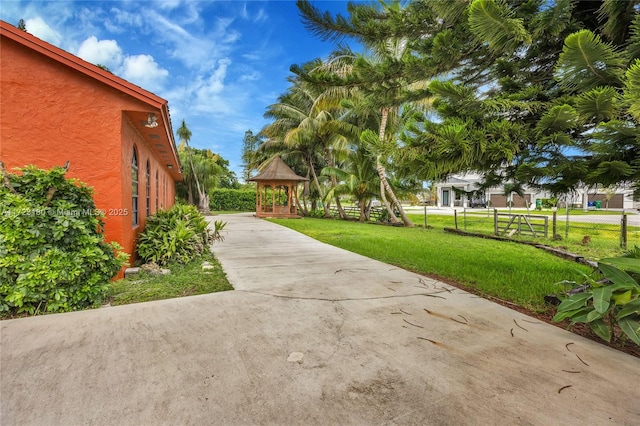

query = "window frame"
[145,160,151,217]
[132,146,139,227]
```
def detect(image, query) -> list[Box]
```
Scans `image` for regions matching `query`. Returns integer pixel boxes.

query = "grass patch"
[269,217,593,312]
[408,212,635,260]
[106,253,232,306]
[487,208,624,216]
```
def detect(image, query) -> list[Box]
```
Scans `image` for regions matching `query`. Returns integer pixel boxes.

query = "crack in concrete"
[235,290,450,302]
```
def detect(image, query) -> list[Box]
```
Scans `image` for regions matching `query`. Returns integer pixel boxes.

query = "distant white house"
[433,173,639,210]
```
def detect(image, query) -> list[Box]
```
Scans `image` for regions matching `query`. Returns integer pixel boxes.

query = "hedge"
[210,189,255,211]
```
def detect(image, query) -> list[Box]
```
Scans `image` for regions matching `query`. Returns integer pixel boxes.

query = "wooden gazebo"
[249,157,308,218]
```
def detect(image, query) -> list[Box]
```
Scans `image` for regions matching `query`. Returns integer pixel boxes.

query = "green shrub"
[137,204,215,266]
[553,262,640,345]
[211,220,227,242]
[0,165,128,315]
[540,198,558,208]
[210,188,255,211]
[307,209,326,218]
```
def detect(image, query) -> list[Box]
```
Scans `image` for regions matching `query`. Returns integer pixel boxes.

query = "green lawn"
[485,208,625,216]
[406,212,636,260]
[270,217,594,312]
[106,253,232,306]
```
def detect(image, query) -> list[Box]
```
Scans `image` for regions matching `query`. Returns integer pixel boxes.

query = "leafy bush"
[137,204,218,266]
[553,262,640,345]
[0,165,128,315]
[210,188,255,211]
[211,220,227,242]
[307,209,326,218]
[540,198,558,208]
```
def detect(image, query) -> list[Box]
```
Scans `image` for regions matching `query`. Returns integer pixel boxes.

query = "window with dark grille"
[146,160,150,216]
[132,147,139,227]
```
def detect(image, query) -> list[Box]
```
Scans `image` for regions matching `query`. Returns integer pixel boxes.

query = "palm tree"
[322,145,380,221]
[296,1,436,227]
[177,120,211,214]
[261,71,356,217]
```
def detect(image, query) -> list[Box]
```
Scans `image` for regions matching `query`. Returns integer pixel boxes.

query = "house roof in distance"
[249,157,309,182]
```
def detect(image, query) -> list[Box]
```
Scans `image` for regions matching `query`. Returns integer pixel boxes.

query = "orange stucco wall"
[120,115,176,258]
[0,34,177,272]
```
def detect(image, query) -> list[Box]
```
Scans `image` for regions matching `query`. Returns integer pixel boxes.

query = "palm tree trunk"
[378,175,399,223]
[187,182,194,205]
[331,175,346,219]
[359,201,367,222]
[309,158,330,218]
[377,107,413,227]
[185,146,210,215]
[199,193,210,214]
[301,172,310,215]
[296,193,305,215]
[325,151,346,220]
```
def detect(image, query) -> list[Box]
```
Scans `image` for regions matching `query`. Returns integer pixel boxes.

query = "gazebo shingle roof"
[249,157,308,182]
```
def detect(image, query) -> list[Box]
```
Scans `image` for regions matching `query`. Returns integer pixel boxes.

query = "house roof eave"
[1,20,183,180]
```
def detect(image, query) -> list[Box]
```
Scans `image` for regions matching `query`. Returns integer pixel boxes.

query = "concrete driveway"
[1,213,639,425]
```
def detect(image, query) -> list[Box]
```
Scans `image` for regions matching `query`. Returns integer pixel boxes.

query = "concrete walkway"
[1,213,639,425]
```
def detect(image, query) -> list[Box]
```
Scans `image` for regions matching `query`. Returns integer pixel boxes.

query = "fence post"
[424,203,427,228]
[621,212,628,249]
[552,211,557,238]
[454,209,458,230]
[493,208,498,235]
[463,207,467,231]
[565,205,570,240]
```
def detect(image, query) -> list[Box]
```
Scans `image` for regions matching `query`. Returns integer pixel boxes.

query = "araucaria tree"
[284,0,639,216]
[396,0,639,198]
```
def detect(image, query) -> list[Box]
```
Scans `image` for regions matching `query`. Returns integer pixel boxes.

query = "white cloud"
[142,10,239,70]
[194,59,232,111]
[121,54,169,92]
[254,8,268,23]
[156,0,182,11]
[76,36,123,70]
[215,18,241,44]
[25,17,62,45]
[239,3,268,23]
[239,70,261,82]
[105,8,144,33]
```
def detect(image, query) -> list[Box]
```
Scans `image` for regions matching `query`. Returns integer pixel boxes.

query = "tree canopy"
[255,0,639,223]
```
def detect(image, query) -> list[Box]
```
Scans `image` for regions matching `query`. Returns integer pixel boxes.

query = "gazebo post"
[255,182,261,215]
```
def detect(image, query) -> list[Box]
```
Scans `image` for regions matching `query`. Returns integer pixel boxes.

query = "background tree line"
[241,0,639,225]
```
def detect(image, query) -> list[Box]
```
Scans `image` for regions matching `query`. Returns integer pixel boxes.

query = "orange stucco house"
[0,20,182,270]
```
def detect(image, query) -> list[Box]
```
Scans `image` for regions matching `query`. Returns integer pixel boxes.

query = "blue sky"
[0,0,355,179]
